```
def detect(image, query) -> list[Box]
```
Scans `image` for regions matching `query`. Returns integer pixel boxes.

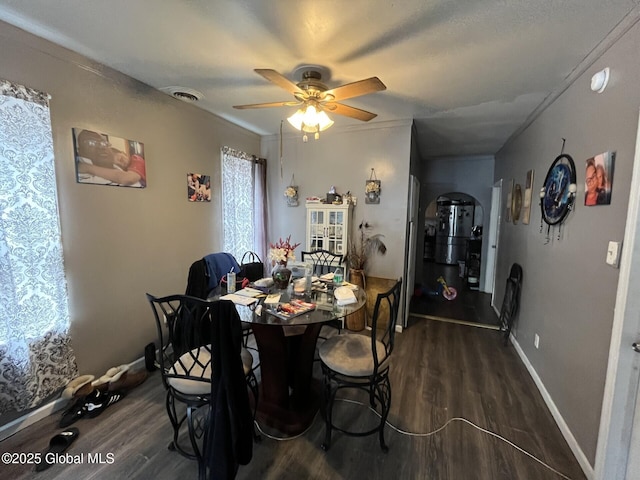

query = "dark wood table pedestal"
[251,322,323,435]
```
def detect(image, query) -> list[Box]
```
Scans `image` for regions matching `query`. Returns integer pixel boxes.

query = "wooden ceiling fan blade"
[323,77,386,102]
[233,100,300,109]
[325,103,378,121]
[255,69,305,95]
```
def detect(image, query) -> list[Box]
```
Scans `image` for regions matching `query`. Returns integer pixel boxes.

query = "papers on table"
[334,286,357,306]
[234,287,264,297]
[264,293,281,304]
[220,293,258,306]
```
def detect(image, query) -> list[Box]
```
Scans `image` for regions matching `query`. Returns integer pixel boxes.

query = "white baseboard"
[0,356,148,442]
[0,397,68,442]
[510,334,594,480]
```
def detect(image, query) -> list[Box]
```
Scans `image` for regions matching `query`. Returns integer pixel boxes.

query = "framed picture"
[284,185,299,207]
[73,128,146,188]
[505,179,514,223]
[188,173,211,202]
[522,169,534,225]
[585,151,615,206]
[365,180,381,204]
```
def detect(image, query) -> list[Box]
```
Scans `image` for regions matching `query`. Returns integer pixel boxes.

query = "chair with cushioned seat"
[145,293,258,477]
[318,278,402,453]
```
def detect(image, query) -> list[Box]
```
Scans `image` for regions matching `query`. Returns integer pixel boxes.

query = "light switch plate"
[606,241,621,267]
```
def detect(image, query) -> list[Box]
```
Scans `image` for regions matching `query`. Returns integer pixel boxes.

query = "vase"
[272,262,292,290]
[345,268,366,331]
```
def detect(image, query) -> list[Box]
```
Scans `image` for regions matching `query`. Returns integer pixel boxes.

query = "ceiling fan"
[233,67,386,139]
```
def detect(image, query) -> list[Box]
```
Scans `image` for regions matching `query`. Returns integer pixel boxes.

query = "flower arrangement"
[365,180,380,194]
[346,220,386,272]
[284,186,297,198]
[269,235,301,266]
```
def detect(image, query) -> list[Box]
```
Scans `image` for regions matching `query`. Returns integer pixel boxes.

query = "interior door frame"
[402,174,420,329]
[595,109,640,479]
[488,179,503,309]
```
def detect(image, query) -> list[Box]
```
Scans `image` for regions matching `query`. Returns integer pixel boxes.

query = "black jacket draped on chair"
[203,300,253,480]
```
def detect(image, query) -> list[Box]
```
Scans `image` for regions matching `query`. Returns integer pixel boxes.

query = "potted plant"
[346,220,387,284]
[344,221,386,331]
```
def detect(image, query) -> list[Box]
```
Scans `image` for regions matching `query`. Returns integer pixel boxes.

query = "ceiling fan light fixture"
[287,104,334,140]
[287,109,305,130]
[316,110,334,131]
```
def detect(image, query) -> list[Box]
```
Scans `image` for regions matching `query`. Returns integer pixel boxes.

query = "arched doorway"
[411,192,497,328]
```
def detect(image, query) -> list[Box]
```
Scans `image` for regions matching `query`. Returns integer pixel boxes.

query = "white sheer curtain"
[221,146,268,265]
[0,79,77,413]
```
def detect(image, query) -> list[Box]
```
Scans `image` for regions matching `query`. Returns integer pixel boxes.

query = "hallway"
[409,261,499,329]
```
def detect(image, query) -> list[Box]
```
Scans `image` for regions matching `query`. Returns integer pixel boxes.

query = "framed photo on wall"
[72,128,146,188]
[505,178,514,223]
[188,173,211,202]
[584,151,615,206]
[522,169,534,224]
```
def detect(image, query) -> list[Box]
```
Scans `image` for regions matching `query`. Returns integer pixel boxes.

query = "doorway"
[409,191,498,329]
[595,109,640,479]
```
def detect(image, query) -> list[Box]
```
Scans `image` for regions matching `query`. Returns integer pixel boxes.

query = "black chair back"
[370,278,403,371]
[500,263,523,345]
[146,293,216,391]
[301,249,344,276]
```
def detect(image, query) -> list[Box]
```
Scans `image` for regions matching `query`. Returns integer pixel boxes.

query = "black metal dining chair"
[145,293,258,478]
[318,278,402,453]
[302,250,345,334]
[301,249,344,276]
[499,263,523,345]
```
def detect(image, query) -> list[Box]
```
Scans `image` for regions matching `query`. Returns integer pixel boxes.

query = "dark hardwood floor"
[411,262,500,327]
[1,319,586,480]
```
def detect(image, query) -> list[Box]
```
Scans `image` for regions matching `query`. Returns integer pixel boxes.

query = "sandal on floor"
[36,427,79,472]
[35,427,80,472]
[60,375,95,400]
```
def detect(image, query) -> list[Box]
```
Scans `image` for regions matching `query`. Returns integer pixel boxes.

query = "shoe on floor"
[35,427,79,472]
[84,390,126,418]
[108,369,148,392]
[61,375,95,400]
[92,364,129,392]
[59,397,88,428]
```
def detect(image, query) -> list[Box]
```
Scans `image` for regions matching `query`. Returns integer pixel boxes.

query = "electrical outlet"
[534,334,540,349]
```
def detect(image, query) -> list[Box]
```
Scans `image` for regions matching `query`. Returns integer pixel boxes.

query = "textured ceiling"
[1,0,638,158]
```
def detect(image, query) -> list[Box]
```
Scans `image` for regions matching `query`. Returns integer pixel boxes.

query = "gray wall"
[0,22,260,384]
[494,20,640,465]
[261,120,412,282]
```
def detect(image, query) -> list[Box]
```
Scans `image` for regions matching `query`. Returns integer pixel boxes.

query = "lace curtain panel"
[0,79,77,413]
[221,146,268,264]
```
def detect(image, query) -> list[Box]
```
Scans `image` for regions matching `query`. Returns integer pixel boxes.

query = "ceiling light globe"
[287,109,304,130]
[317,111,334,131]
[302,105,319,126]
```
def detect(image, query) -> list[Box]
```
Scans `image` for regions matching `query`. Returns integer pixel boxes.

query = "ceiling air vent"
[159,86,203,103]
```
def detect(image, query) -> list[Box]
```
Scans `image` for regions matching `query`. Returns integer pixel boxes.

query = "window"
[221,146,267,265]
[0,79,77,413]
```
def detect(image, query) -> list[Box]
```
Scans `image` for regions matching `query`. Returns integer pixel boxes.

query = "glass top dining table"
[235,287,366,326]
[224,285,367,436]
